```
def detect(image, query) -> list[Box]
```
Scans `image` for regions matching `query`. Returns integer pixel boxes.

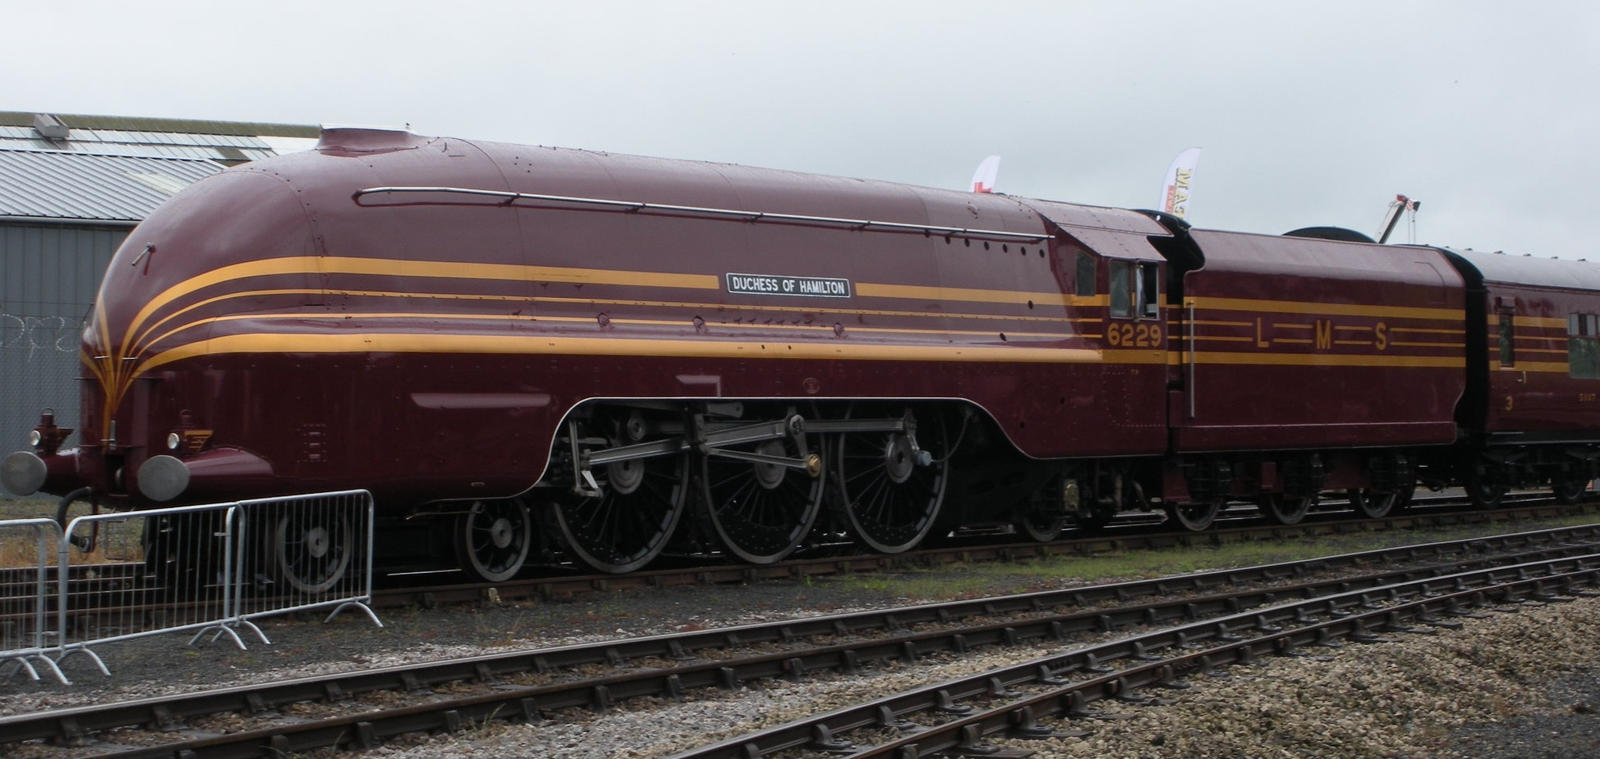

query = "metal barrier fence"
[57,502,245,677]
[0,518,66,684]
[232,490,382,630]
[0,489,381,685]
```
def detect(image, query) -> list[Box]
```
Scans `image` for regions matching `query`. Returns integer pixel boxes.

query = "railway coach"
[2,127,1595,588]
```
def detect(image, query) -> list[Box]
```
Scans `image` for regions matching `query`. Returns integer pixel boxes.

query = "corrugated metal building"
[0,112,317,452]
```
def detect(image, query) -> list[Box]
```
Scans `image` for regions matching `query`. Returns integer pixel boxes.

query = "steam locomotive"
[5,127,1597,588]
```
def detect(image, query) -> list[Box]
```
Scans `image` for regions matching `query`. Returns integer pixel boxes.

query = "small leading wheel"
[832,409,949,554]
[1258,493,1313,525]
[264,508,354,594]
[1348,488,1403,519]
[700,431,826,564]
[549,442,689,574]
[1552,476,1591,505]
[1167,499,1221,532]
[455,499,533,582]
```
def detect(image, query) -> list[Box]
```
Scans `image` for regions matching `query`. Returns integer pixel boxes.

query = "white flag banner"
[1159,147,1202,219]
[970,155,1001,193]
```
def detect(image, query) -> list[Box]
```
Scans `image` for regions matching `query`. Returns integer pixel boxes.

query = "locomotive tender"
[5,127,1598,587]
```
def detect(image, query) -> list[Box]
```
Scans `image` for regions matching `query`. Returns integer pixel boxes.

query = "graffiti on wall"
[0,313,84,361]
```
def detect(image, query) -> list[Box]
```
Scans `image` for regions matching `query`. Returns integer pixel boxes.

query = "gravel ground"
[6,522,1600,757]
[354,596,1600,759]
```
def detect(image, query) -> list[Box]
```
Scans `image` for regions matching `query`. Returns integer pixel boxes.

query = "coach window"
[1498,308,1515,366]
[1108,260,1132,317]
[1570,312,1600,379]
[1075,251,1096,297]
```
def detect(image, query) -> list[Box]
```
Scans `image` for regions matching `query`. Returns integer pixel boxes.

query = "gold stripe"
[125,257,1093,358]
[1520,348,1571,355]
[1274,323,1313,330]
[1335,325,1373,333]
[1495,361,1569,373]
[129,332,1159,377]
[1194,352,1464,368]
[1195,296,1459,321]
[142,310,1087,347]
[1190,335,1255,343]
[133,288,325,354]
[1333,340,1371,347]
[1392,327,1465,335]
[1176,320,1252,327]
[1275,338,1313,345]
[1391,341,1460,348]
[1515,316,1568,328]
[855,282,1103,307]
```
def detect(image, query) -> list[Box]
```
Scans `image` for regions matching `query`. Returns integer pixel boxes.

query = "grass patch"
[0,494,57,520]
[0,493,145,567]
[826,513,1600,601]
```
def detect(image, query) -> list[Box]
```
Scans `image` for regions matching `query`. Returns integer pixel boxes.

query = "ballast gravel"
[354,596,1600,759]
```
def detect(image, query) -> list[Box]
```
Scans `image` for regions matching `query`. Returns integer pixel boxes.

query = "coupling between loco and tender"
[5,126,1600,590]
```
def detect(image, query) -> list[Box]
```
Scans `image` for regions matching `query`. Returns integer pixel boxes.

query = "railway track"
[7,521,1600,757]
[677,553,1600,759]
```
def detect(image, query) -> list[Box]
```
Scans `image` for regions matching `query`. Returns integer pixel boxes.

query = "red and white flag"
[970,155,1001,193]
[1159,147,1202,219]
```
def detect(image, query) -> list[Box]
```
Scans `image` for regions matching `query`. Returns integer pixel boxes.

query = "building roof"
[0,111,321,225]
[0,111,318,138]
[0,111,320,165]
[0,150,224,224]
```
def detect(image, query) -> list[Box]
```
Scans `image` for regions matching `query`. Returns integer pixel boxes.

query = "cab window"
[1108,261,1131,317]
[1137,262,1160,318]
[1075,251,1096,297]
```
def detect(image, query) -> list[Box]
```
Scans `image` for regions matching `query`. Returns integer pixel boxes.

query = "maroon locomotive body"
[5,128,1597,583]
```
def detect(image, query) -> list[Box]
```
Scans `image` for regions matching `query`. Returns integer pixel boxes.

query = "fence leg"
[29,653,69,684]
[188,623,248,650]
[236,619,271,645]
[55,644,110,677]
[325,601,384,628]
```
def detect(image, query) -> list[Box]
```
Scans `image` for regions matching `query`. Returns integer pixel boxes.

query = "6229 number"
[1105,323,1162,348]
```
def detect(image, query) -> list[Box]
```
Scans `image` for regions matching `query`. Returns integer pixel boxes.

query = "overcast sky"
[7,1,1596,257]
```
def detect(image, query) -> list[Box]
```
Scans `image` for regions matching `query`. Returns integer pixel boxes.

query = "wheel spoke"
[455,500,532,583]
[699,425,825,565]
[833,409,948,553]
[550,415,688,574]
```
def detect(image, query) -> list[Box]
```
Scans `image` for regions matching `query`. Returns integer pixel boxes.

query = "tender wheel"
[699,430,826,564]
[550,419,689,574]
[264,508,354,594]
[1464,464,1507,509]
[832,408,949,553]
[1552,476,1590,505]
[1348,488,1402,519]
[1258,493,1313,525]
[455,499,533,582]
[1014,510,1066,542]
[1167,499,1221,532]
